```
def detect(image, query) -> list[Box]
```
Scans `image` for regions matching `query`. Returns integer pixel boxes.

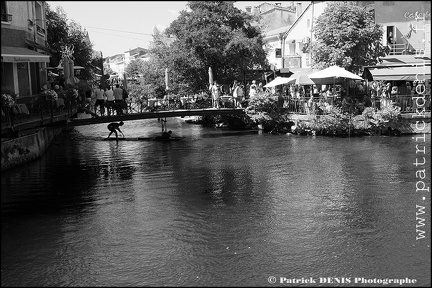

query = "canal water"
[1,118,430,287]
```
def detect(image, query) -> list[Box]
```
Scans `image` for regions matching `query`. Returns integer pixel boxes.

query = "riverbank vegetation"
[202,91,403,137]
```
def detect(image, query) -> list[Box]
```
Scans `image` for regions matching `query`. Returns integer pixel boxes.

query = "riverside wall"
[1,127,64,172]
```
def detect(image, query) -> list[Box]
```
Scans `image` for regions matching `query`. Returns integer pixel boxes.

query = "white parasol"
[208,67,213,89]
[284,68,317,85]
[263,76,292,88]
[165,68,170,90]
[308,65,362,84]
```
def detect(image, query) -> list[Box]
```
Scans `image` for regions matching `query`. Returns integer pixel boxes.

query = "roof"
[256,2,295,13]
[265,26,291,38]
[263,2,313,39]
[124,47,147,54]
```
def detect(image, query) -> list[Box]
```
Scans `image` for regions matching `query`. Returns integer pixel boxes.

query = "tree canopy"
[147,1,268,94]
[45,3,97,81]
[310,1,389,73]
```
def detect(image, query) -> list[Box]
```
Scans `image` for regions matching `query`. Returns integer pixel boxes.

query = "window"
[1,1,12,22]
[305,53,310,67]
[35,2,45,35]
[275,48,282,58]
[387,26,395,44]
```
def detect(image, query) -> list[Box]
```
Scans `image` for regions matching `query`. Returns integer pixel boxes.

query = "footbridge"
[68,108,245,126]
[2,105,246,136]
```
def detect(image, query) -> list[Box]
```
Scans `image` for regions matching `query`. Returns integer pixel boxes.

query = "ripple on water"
[1,128,430,286]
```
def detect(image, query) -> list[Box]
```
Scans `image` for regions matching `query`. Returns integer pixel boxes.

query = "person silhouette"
[107,121,125,142]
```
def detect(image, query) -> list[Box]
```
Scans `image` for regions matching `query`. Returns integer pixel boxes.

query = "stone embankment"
[1,127,64,171]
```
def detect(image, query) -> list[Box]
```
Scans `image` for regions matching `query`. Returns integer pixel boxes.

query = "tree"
[45,3,95,81]
[45,4,68,68]
[67,20,94,81]
[125,59,146,80]
[309,2,389,73]
[158,1,268,94]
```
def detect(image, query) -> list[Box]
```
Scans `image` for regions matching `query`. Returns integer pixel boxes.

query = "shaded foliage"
[45,3,97,81]
[245,92,290,131]
[309,1,389,73]
[152,1,268,94]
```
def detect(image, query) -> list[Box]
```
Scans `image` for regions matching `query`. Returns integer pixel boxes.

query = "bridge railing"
[124,94,214,114]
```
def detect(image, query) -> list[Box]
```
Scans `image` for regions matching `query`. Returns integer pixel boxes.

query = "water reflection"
[1,119,430,286]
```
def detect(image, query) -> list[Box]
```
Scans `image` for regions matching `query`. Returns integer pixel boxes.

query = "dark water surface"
[1,118,431,287]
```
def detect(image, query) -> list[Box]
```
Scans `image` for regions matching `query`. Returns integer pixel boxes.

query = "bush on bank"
[243,93,402,136]
[183,92,402,136]
[244,93,292,132]
[293,103,402,136]
[361,104,402,135]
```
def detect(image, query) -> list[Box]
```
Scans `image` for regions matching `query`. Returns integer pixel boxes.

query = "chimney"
[245,6,251,13]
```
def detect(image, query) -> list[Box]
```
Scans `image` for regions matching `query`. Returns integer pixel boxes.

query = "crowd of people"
[92,83,128,117]
[45,71,129,117]
[206,77,431,115]
[45,70,430,118]
[208,79,266,109]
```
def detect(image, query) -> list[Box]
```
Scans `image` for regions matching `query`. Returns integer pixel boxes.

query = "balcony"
[1,13,12,22]
[387,43,427,56]
[284,55,302,69]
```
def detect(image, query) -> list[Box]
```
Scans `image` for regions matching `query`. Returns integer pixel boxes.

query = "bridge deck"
[68,108,245,126]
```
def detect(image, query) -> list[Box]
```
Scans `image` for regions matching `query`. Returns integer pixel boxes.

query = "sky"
[47,1,296,57]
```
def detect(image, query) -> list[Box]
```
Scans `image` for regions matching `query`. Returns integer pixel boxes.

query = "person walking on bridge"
[104,86,115,116]
[211,80,221,109]
[113,84,124,115]
[94,85,106,116]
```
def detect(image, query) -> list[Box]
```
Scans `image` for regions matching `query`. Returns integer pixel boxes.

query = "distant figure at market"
[211,80,221,109]
[249,80,257,98]
[107,121,125,141]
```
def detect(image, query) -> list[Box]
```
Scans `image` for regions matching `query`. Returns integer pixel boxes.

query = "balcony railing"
[387,43,424,55]
[1,13,12,22]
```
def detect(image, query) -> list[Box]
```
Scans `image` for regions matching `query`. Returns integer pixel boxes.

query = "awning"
[1,46,50,63]
[378,55,431,66]
[365,66,431,81]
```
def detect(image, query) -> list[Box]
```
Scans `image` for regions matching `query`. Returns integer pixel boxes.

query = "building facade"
[374,1,431,56]
[1,1,50,97]
[258,1,430,72]
[262,1,327,70]
[246,2,296,33]
[104,47,148,79]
